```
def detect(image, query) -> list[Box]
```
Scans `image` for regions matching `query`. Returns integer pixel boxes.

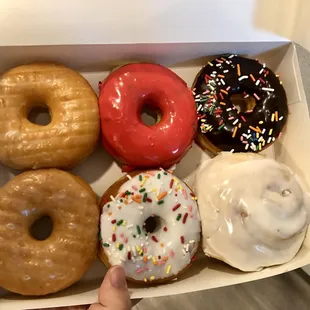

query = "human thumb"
[89,266,131,310]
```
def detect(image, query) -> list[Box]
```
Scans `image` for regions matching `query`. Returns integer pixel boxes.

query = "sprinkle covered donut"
[99,170,201,284]
[0,169,99,295]
[193,55,288,154]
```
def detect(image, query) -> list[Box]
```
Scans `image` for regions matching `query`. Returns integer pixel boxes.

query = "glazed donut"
[98,63,197,171]
[99,170,201,284]
[195,153,310,271]
[193,54,288,154]
[0,169,99,295]
[0,63,100,170]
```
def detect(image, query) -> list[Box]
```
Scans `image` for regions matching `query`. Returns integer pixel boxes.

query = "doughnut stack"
[0,55,309,296]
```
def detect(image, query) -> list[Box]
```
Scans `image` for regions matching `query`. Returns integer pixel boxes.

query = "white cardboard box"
[1,0,310,309]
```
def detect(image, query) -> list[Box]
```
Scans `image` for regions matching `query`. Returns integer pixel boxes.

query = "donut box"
[1,0,310,308]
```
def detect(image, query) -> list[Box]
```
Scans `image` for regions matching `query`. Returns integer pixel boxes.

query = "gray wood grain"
[133,269,310,310]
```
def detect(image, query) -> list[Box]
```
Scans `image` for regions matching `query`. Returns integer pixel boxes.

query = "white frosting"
[195,153,310,272]
[100,170,201,282]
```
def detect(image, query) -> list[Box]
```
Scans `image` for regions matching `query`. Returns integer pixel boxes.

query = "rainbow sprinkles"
[100,170,201,283]
[193,54,288,153]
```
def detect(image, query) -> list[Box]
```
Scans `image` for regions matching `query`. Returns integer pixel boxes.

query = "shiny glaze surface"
[0,63,100,170]
[0,169,99,295]
[195,153,310,272]
[100,170,201,284]
[193,55,288,153]
[99,63,197,171]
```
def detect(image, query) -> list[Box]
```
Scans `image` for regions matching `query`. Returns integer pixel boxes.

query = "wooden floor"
[133,269,310,310]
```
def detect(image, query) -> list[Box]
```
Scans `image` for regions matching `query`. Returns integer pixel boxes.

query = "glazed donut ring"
[0,169,99,296]
[99,170,201,285]
[0,63,100,170]
[99,63,197,171]
[193,54,288,154]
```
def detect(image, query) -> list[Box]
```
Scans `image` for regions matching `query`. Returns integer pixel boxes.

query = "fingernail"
[110,266,127,289]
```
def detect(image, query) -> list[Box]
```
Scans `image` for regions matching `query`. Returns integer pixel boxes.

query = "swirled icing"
[195,153,310,271]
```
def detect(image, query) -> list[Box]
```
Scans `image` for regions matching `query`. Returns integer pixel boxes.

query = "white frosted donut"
[195,153,310,272]
[99,170,201,284]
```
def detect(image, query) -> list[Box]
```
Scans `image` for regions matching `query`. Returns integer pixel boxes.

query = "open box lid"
[0,0,309,49]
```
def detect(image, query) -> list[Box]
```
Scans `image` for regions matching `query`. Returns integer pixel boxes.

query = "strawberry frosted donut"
[98,63,197,171]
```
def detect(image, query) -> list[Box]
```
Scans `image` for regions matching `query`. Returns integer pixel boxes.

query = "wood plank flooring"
[133,269,310,310]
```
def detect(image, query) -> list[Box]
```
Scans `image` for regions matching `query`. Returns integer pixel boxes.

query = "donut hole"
[230,94,256,113]
[143,215,163,234]
[140,102,162,126]
[30,215,53,241]
[27,104,51,126]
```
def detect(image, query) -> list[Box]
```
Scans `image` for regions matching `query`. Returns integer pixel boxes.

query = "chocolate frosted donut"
[193,54,288,153]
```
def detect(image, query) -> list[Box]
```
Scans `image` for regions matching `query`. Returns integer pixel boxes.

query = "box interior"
[1,41,310,309]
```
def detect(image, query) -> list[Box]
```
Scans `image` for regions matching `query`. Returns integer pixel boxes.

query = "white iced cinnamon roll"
[195,153,310,271]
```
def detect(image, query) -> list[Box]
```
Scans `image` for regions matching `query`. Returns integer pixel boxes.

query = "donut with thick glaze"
[195,153,310,271]
[98,63,197,171]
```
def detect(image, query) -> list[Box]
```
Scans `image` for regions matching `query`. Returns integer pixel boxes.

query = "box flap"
[0,0,289,46]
